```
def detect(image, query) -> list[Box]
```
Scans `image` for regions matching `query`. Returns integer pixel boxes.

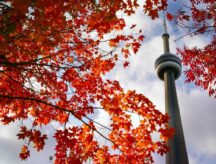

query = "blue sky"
[0,1,216,164]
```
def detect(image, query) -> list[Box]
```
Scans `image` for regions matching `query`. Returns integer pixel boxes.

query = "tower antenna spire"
[162,13,170,53]
[163,12,168,34]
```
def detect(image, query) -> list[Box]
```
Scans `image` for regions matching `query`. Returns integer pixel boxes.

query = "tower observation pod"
[155,18,189,164]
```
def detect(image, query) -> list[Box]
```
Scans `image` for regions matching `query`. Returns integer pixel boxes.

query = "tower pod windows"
[155,54,182,80]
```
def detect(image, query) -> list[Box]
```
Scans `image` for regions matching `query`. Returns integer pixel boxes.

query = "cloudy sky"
[0,2,216,164]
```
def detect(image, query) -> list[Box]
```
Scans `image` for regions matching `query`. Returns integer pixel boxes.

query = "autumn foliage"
[2,0,215,163]
[175,0,216,98]
[0,0,176,163]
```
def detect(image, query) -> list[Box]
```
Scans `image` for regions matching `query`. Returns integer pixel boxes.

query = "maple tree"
[172,0,216,98]
[1,0,214,163]
[0,0,174,163]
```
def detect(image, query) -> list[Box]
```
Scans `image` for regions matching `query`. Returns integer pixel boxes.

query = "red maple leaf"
[123,61,130,68]
[166,12,174,21]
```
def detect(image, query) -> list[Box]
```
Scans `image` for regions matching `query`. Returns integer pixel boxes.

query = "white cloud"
[179,88,216,156]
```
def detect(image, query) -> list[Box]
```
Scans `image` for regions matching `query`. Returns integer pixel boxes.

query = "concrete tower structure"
[155,18,189,164]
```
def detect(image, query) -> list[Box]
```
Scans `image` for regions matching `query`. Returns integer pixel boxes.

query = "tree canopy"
[0,0,215,163]
[176,0,216,98]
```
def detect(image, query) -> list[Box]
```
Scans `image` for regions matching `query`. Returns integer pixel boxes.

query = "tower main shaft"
[164,71,188,164]
[155,18,189,164]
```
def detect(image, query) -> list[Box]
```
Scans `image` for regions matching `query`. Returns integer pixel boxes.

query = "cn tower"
[155,18,189,164]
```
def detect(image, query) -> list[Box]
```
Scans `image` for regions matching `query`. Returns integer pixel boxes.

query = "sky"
[0,1,216,164]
